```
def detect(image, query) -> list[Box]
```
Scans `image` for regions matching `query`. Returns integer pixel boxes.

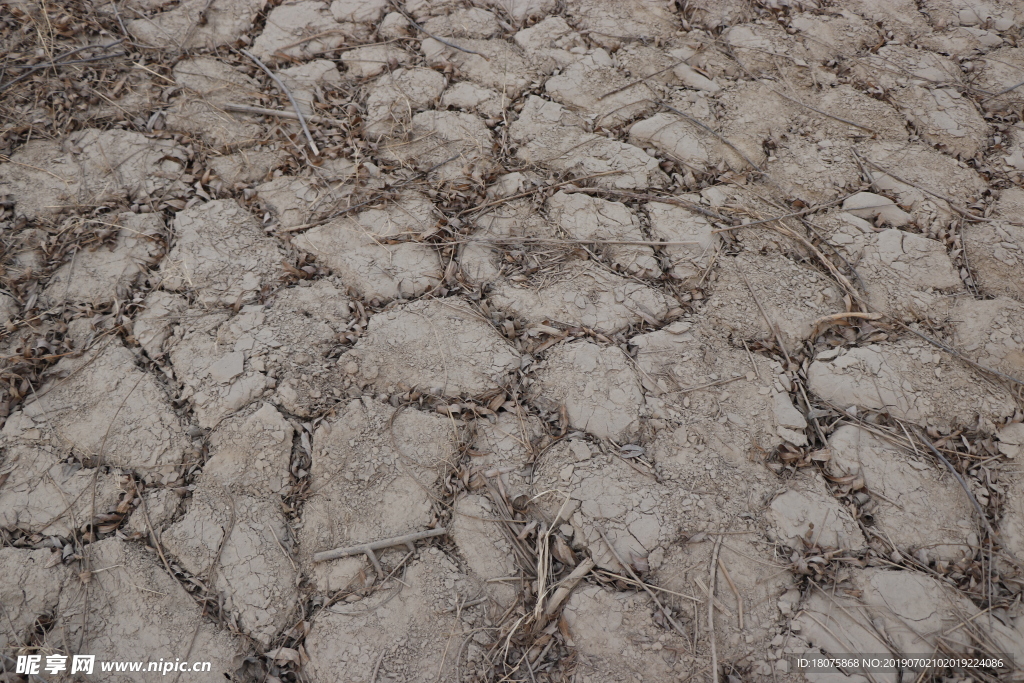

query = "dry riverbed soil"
[2,0,1024,681]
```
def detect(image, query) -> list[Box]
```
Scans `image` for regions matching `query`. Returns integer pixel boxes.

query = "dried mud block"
[340,298,518,397]
[299,399,458,591]
[563,462,664,571]
[807,340,1017,429]
[160,199,283,306]
[0,548,63,649]
[363,68,446,137]
[997,422,1024,459]
[305,549,467,682]
[998,450,1024,561]
[711,82,782,171]
[766,477,864,551]
[134,290,188,359]
[21,342,188,479]
[294,193,441,300]
[562,586,688,680]
[513,16,583,71]
[645,201,718,286]
[166,58,263,147]
[842,192,913,227]
[544,49,656,127]
[777,86,907,144]
[379,110,497,184]
[509,96,668,190]
[918,0,1018,31]
[769,137,864,203]
[670,60,721,94]
[531,341,644,441]
[329,0,387,23]
[995,186,1024,218]
[893,86,988,157]
[999,124,1024,173]
[850,229,962,320]
[844,0,932,41]
[490,261,671,333]
[481,0,556,23]
[566,0,679,50]
[278,60,343,115]
[441,81,506,118]
[951,297,1024,380]
[47,538,241,682]
[201,402,294,493]
[162,404,295,644]
[42,213,163,306]
[634,320,784,457]
[171,286,350,421]
[962,221,1024,302]
[451,494,517,606]
[547,191,660,277]
[459,196,550,284]
[167,310,273,428]
[0,129,187,221]
[262,282,352,416]
[422,38,531,98]
[724,22,817,80]
[653,535,791,664]
[125,487,181,536]
[163,486,297,644]
[256,176,326,229]
[615,44,688,88]
[852,44,962,92]
[795,568,1011,678]
[469,412,546,500]
[252,0,356,61]
[341,43,412,79]
[976,47,1024,111]
[378,10,412,38]
[0,439,122,535]
[127,0,262,49]
[773,390,809,446]
[422,7,499,37]
[919,24,1003,56]
[706,252,844,349]
[863,141,987,227]
[830,425,974,561]
[629,113,719,174]
[790,10,880,63]
[209,148,287,186]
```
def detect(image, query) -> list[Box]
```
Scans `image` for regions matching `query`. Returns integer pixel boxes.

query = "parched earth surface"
[3,0,1024,681]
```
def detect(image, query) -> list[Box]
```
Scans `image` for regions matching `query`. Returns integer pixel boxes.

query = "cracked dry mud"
[3,0,1024,682]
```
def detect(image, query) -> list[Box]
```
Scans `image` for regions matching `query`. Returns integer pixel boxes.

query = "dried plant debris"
[4,0,1024,680]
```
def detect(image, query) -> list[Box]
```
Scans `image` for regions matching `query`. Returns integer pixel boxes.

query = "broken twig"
[313,528,447,573]
[717,557,744,630]
[398,8,490,60]
[240,48,319,156]
[709,534,723,683]
[224,102,347,126]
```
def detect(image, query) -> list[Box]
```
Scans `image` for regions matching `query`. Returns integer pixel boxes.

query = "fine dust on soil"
[2,0,1024,682]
